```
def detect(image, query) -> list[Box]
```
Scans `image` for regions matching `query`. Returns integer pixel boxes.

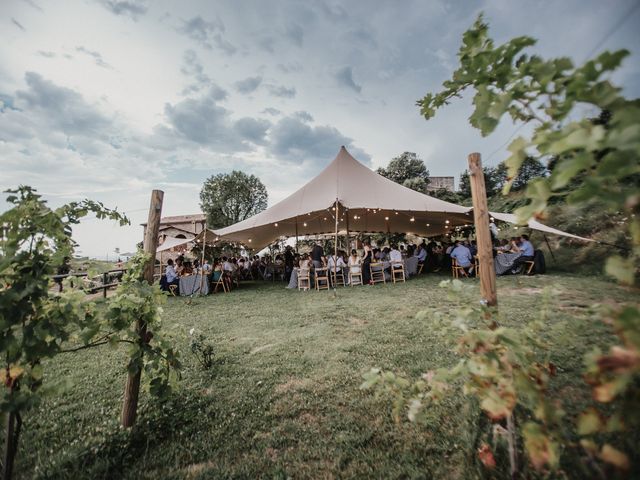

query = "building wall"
[427,176,455,192]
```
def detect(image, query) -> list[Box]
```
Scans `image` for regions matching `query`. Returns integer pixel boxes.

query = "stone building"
[141,214,207,260]
[426,176,455,192]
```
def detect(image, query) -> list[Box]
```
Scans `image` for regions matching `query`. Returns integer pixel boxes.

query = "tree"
[200,171,268,228]
[429,187,462,204]
[459,166,503,198]
[377,152,430,192]
[509,156,546,191]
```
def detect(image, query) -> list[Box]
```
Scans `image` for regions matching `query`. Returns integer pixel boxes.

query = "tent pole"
[199,223,207,295]
[543,234,556,263]
[295,217,299,254]
[334,198,339,296]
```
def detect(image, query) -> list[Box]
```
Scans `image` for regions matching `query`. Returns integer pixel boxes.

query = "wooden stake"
[333,199,339,295]
[121,189,163,427]
[199,223,207,294]
[468,153,498,307]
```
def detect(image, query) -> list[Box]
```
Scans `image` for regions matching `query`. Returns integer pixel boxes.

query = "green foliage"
[418,13,639,282]
[199,170,268,229]
[0,186,129,413]
[105,252,181,397]
[188,328,215,370]
[377,152,430,192]
[429,187,463,204]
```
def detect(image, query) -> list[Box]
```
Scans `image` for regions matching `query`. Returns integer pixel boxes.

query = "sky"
[1,0,639,258]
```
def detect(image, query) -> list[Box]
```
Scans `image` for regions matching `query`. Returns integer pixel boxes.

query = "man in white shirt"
[389,245,402,264]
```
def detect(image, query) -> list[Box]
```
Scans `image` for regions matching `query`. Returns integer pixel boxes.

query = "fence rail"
[52,268,128,298]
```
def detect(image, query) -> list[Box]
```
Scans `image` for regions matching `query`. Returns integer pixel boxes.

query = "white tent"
[156,236,193,252]
[204,147,591,249]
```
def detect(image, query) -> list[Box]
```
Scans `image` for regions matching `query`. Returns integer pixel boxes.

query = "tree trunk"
[121,189,163,427]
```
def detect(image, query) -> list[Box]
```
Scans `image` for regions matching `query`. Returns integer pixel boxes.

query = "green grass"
[15,273,639,479]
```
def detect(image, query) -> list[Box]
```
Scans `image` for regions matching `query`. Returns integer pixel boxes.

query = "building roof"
[141,213,206,227]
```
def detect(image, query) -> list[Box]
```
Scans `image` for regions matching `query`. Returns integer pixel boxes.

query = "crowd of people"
[159,234,541,294]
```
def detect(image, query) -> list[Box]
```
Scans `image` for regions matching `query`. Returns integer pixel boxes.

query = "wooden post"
[199,224,207,294]
[333,199,339,294]
[121,189,163,427]
[468,153,498,307]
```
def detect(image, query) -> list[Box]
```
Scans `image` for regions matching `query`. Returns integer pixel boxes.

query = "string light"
[394,211,398,215]
[426,223,430,227]
[445,219,450,224]
[248,239,252,243]
[303,222,307,227]
[384,216,389,221]
[274,223,278,227]
[410,217,415,222]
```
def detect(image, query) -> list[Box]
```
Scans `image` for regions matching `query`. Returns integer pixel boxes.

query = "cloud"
[98,0,148,20]
[293,110,313,122]
[13,72,111,137]
[177,15,236,55]
[36,50,56,58]
[261,107,281,116]
[163,91,269,150]
[258,36,275,53]
[12,18,26,31]
[285,22,304,47]
[179,49,227,99]
[276,62,302,73]
[234,76,262,94]
[76,46,113,69]
[267,84,296,98]
[268,114,370,164]
[335,66,361,93]
[22,0,43,12]
[234,117,271,145]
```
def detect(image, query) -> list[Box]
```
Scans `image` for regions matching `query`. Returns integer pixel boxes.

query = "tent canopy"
[209,147,592,249]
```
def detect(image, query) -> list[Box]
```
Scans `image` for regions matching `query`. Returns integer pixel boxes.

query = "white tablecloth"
[179,274,209,296]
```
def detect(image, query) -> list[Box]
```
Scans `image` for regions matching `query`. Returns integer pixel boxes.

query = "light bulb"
[274,223,278,227]
[385,216,389,221]
[410,217,415,222]
[303,222,307,227]
[445,219,450,224]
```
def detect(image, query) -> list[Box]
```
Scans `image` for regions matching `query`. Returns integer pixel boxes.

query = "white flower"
[189,328,195,336]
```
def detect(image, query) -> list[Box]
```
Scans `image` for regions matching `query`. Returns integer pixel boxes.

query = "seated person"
[415,244,427,270]
[450,240,474,275]
[389,244,402,265]
[511,234,535,273]
[160,259,179,293]
[182,261,193,276]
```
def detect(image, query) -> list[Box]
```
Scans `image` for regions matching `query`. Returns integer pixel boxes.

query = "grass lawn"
[15,273,639,479]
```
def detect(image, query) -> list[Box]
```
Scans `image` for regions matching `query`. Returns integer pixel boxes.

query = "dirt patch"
[275,377,312,394]
[349,317,368,326]
[184,461,215,478]
[298,412,320,425]
[250,343,277,355]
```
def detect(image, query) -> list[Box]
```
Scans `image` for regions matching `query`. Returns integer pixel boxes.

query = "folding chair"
[370,262,386,284]
[331,268,345,287]
[417,262,425,274]
[523,261,535,275]
[315,267,330,291]
[349,265,362,286]
[391,262,405,283]
[213,272,229,293]
[298,268,311,291]
[168,284,178,296]
[451,258,469,278]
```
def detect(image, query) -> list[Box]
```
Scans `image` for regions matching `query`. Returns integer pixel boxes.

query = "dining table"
[179,273,209,296]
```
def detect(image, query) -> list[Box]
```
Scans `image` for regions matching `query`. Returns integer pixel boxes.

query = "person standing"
[311,242,324,269]
[362,243,373,285]
[284,245,294,282]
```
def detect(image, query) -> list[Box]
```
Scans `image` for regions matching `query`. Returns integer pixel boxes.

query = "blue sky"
[1,0,639,257]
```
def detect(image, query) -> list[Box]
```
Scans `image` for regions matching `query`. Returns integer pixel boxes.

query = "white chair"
[349,265,362,286]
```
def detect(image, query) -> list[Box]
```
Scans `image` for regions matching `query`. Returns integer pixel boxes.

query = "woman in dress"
[362,243,373,285]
